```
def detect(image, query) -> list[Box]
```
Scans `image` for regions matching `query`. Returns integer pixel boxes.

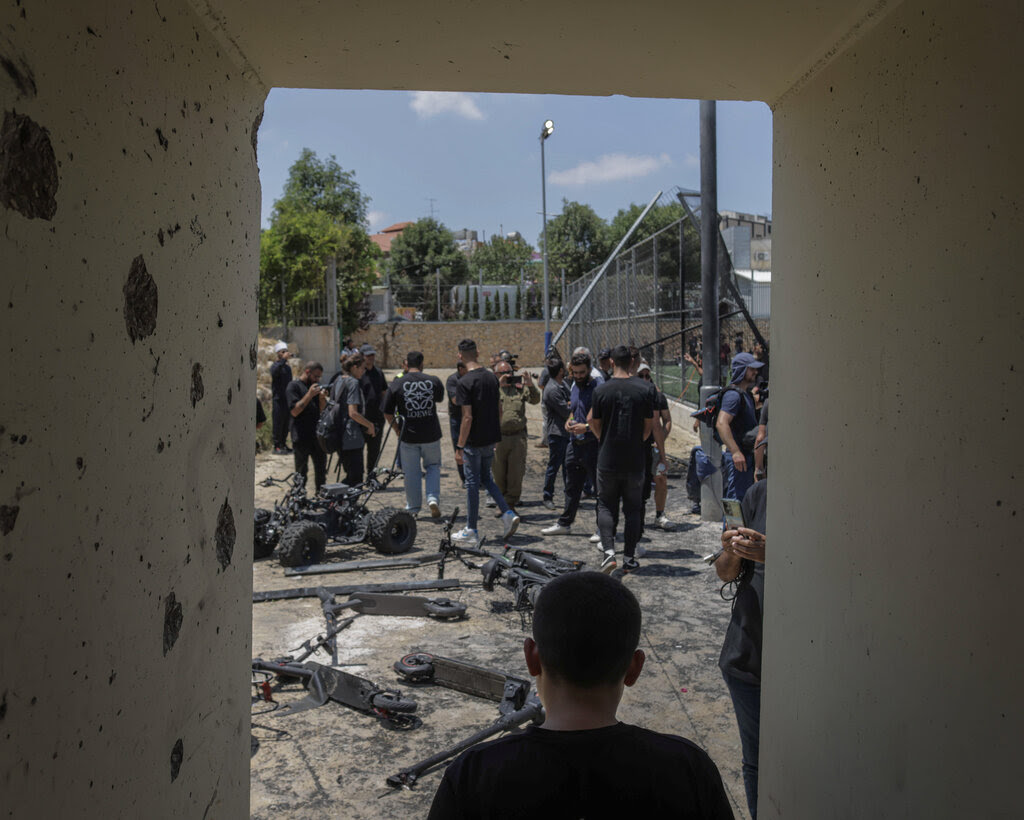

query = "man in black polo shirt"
[589,345,654,573]
[359,343,388,474]
[383,351,445,518]
[286,361,327,491]
[452,339,519,546]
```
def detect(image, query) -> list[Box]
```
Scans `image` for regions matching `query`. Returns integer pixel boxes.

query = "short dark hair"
[533,572,641,687]
[304,361,324,374]
[457,338,477,353]
[406,350,424,369]
[569,352,591,370]
[546,357,564,379]
[610,345,632,368]
[340,353,364,373]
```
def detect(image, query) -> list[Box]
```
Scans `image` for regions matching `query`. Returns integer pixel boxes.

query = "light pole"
[540,119,554,355]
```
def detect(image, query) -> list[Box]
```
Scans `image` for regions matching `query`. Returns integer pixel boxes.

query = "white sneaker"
[589,532,602,544]
[428,499,441,519]
[599,551,617,574]
[501,510,521,539]
[451,527,478,545]
[541,523,571,536]
[542,498,556,510]
[656,513,675,531]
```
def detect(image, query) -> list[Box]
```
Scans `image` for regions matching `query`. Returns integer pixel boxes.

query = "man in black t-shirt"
[359,343,388,474]
[285,361,327,491]
[452,339,519,546]
[445,361,467,485]
[269,341,293,454]
[589,346,654,573]
[383,351,445,518]
[428,571,732,820]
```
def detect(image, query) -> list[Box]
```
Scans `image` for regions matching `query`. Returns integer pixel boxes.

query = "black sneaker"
[688,503,701,515]
[599,551,617,574]
[622,557,640,573]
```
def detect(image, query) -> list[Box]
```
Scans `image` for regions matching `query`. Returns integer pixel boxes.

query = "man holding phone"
[286,361,328,490]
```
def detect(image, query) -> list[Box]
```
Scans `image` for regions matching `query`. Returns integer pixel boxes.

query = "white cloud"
[409,91,485,121]
[683,152,698,168]
[549,153,672,186]
[367,210,389,232]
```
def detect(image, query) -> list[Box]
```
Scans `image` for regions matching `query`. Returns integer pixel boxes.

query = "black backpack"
[316,397,345,454]
[690,385,758,449]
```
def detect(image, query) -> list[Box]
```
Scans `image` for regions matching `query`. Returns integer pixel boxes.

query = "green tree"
[259,149,378,330]
[540,200,610,283]
[472,234,534,285]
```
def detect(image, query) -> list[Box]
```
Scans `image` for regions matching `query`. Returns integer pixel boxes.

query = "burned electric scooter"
[386,653,544,787]
[481,547,585,627]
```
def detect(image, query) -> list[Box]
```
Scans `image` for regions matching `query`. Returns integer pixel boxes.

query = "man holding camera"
[493,356,540,511]
[286,361,328,491]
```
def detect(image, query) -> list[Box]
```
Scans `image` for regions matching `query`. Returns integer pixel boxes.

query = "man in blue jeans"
[716,352,764,503]
[452,339,519,545]
[382,350,445,518]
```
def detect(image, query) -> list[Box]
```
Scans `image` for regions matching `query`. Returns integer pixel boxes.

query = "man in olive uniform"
[492,359,540,510]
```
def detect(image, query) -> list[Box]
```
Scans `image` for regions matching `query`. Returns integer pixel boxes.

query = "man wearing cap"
[270,341,293,455]
[597,348,613,383]
[359,343,388,474]
[716,352,765,503]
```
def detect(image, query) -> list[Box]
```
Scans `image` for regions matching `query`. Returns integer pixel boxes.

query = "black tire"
[253,508,278,560]
[393,653,435,681]
[365,508,416,555]
[275,522,327,567]
[370,690,418,714]
[422,598,467,619]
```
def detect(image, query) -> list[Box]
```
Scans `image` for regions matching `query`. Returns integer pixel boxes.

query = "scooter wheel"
[422,598,467,619]
[393,653,435,681]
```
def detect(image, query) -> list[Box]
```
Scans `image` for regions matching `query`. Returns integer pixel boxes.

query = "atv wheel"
[276,522,327,567]
[253,508,278,560]
[365,508,416,555]
[393,653,435,681]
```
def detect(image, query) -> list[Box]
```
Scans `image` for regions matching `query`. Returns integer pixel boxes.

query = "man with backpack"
[382,351,445,518]
[716,352,765,502]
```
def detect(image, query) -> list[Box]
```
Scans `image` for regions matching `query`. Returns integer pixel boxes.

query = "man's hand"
[365,424,376,437]
[731,450,748,472]
[521,370,534,387]
[455,449,464,466]
[568,422,588,436]
[723,527,765,563]
[306,383,323,398]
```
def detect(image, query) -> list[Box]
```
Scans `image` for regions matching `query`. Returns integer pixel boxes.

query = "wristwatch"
[455,445,464,451]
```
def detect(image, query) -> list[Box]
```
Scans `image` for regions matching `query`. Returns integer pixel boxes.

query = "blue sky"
[257,90,772,243]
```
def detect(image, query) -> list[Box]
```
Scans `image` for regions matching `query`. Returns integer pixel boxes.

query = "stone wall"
[349,320,563,369]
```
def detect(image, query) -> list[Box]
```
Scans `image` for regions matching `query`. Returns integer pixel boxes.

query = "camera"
[507,373,523,386]
[499,349,518,369]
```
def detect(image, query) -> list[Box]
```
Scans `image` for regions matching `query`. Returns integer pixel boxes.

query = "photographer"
[286,361,328,491]
[492,355,539,511]
[332,352,377,487]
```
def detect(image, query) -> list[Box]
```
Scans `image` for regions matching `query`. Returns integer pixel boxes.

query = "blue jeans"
[399,439,442,514]
[723,449,754,501]
[542,435,569,500]
[724,672,761,819]
[463,443,509,531]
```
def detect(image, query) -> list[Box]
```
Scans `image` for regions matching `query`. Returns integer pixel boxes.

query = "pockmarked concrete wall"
[350,320,563,369]
[763,2,1023,817]
[0,2,264,816]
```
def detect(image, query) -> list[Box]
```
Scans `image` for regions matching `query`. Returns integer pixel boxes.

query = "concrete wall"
[288,325,339,376]
[351,319,562,369]
[0,1,264,816]
[763,2,1023,817]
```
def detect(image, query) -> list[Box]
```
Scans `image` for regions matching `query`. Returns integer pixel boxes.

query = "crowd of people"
[267,336,770,819]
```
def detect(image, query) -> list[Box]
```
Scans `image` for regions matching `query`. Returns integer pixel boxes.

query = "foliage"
[472,234,535,285]
[259,148,378,330]
[540,200,611,283]
[606,201,688,248]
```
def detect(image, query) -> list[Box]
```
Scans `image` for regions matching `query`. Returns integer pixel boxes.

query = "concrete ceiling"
[190,0,894,104]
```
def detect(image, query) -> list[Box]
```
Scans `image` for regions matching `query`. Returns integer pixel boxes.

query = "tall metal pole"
[540,120,554,354]
[699,100,723,521]
[436,268,441,321]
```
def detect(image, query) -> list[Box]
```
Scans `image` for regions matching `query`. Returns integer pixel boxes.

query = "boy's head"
[529,572,642,688]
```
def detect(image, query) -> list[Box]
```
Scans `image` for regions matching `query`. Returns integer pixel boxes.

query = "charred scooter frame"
[386,653,544,787]
[254,467,416,567]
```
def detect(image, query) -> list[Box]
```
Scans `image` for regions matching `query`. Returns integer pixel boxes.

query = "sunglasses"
[640,373,651,380]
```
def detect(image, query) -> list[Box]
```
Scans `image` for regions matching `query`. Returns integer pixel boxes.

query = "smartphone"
[722,499,747,530]
[507,374,523,386]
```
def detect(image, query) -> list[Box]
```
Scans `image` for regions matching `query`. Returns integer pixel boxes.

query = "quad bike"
[254,468,417,567]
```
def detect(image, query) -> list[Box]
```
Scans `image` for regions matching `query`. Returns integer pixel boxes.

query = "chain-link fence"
[559,199,769,404]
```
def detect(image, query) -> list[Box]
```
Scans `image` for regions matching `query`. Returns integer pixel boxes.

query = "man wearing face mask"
[541,352,601,546]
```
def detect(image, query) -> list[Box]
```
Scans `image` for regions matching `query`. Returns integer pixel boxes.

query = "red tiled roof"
[370,221,414,255]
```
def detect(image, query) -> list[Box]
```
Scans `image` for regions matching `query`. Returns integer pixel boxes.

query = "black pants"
[292,438,327,491]
[557,439,598,528]
[340,447,364,487]
[272,399,290,449]
[597,469,645,558]
[364,419,383,474]
[449,413,465,482]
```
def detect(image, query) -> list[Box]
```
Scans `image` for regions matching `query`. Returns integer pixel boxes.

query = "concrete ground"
[250,374,749,819]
